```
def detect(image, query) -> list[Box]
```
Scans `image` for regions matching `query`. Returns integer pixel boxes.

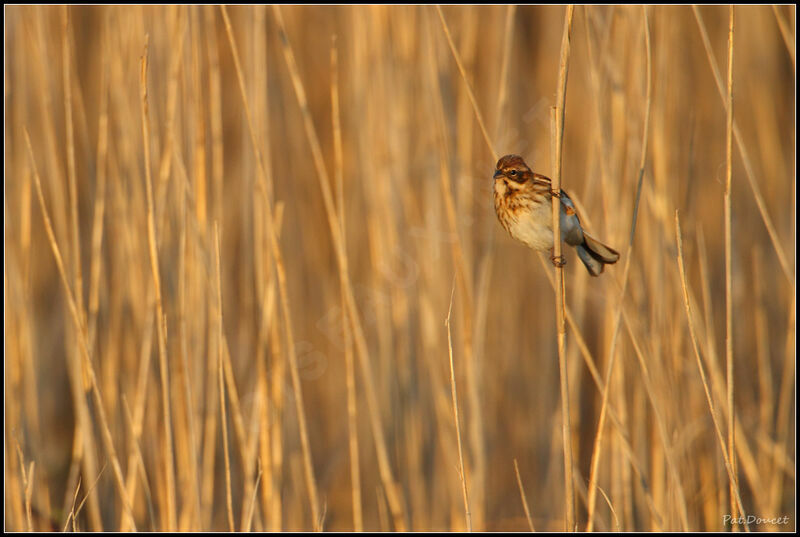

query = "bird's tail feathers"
[577,233,620,276]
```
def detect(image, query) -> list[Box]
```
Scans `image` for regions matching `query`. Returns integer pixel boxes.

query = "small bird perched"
[493,154,619,276]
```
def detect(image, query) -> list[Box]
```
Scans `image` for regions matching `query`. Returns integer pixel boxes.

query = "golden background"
[4,5,795,531]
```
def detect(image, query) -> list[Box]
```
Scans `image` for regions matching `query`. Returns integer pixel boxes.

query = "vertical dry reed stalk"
[445,279,472,531]
[25,130,137,531]
[214,223,235,532]
[60,7,85,341]
[62,476,81,531]
[87,21,109,357]
[722,5,738,529]
[692,6,792,283]
[120,396,156,530]
[269,5,409,530]
[586,6,652,531]
[139,36,178,531]
[19,452,35,531]
[771,6,795,68]
[551,5,575,531]
[431,9,488,529]
[219,6,322,529]
[51,10,103,532]
[513,459,535,532]
[674,213,748,529]
[492,5,516,142]
[331,35,364,532]
[435,6,498,162]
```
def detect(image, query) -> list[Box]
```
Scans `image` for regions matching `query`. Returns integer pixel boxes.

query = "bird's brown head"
[493,154,533,184]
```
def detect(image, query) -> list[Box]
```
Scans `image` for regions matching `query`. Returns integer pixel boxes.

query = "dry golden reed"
[4,5,795,532]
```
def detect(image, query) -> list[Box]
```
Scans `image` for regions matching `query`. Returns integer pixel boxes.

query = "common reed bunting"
[493,154,619,276]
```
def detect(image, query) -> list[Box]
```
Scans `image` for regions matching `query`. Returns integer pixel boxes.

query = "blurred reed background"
[4,4,795,532]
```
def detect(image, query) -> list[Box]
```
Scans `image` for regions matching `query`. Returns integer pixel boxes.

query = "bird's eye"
[509,170,517,176]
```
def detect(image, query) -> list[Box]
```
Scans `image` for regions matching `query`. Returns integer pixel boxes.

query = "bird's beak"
[493,169,503,179]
